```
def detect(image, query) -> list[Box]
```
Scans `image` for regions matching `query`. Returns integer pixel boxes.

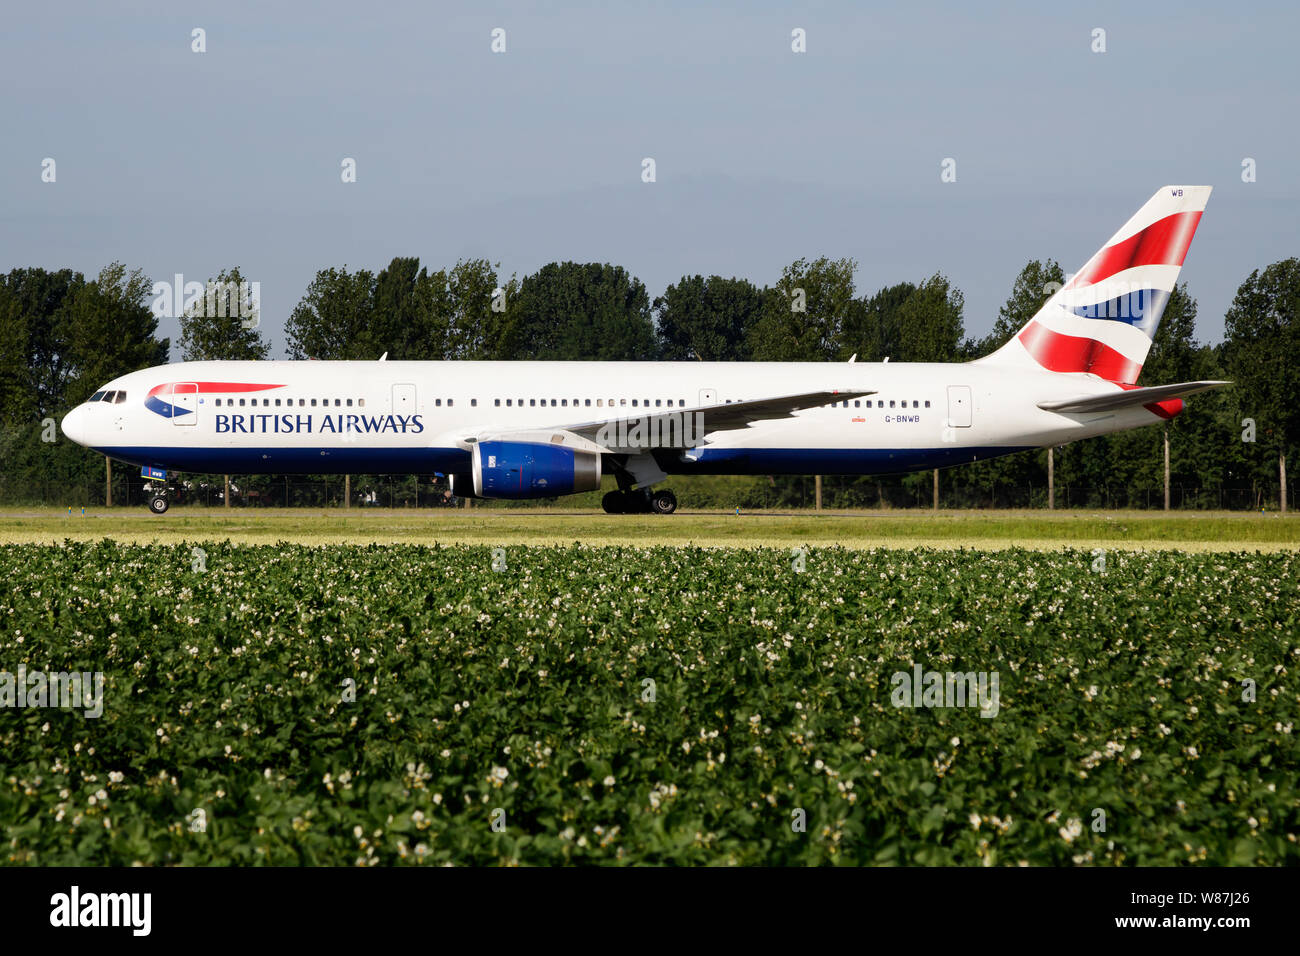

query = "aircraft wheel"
[650,489,678,515]
[149,495,170,515]
[602,491,625,514]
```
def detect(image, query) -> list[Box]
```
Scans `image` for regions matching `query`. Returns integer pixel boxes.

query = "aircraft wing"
[465,388,875,450]
[1037,380,1229,413]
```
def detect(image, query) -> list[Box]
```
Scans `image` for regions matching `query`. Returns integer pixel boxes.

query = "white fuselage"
[60,359,1169,480]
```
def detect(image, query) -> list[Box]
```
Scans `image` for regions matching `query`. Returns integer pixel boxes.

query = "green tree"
[503,262,656,360]
[417,258,519,360]
[654,275,764,361]
[178,266,271,361]
[1222,259,1300,509]
[894,273,966,363]
[285,266,378,360]
[61,263,169,403]
[748,257,858,362]
[839,281,915,363]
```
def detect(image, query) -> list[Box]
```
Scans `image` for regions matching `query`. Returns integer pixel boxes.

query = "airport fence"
[1,473,1295,512]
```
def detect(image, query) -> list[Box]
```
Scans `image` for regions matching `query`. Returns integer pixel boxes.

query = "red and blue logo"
[145,382,285,418]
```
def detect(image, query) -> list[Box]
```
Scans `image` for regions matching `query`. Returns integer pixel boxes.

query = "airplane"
[61,185,1227,515]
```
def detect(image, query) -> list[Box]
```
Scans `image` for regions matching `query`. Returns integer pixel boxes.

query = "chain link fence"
[2,472,1294,512]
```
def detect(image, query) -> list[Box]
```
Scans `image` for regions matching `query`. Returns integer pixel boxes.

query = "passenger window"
[550,399,556,407]
[239,398,246,406]
[300,399,306,407]
[346,399,352,407]
[334,399,340,407]
[215,398,222,407]
[854,400,860,407]
[530,399,536,407]
[925,400,931,408]
[310,399,316,407]
[655,399,662,407]
[632,399,638,407]
[471,399,477,407]
[597,399,603,407]
[506,399,511,406]
[358,399,365,407]
[495,399,501,407]
[889,400,895,408]
[913,401,919,408]
[561,399,567,406]
[448,399,453,407]
[436,399,442,406]
[585,399,591,407]
[619,399,626,407]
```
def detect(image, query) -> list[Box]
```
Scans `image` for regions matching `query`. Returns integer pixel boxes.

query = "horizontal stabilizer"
[1037,380,1229,413]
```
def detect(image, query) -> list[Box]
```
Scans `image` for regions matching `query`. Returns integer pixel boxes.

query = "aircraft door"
[947,385,972,427]
[392,383,416,414]
[173,383,197,425]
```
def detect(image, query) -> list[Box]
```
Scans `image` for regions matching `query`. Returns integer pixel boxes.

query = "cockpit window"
[112,391,126,403]
[89,391,106,403]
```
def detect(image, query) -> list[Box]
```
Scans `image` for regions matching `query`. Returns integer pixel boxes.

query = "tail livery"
[987,186,1211,385]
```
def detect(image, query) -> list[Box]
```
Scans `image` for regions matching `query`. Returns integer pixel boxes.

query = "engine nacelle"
[472,441,602,499]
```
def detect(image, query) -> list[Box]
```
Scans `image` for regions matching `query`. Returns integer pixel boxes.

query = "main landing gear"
[602,488,677,515]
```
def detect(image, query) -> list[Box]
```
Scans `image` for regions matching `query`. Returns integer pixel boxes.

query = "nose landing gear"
[148,493,169,515]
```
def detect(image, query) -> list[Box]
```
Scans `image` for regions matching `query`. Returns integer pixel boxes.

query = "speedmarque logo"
[49,886,151,936]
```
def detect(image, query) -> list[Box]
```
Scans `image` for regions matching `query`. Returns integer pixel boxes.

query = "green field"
[1,506,1298,550]
[1,541,1296,865]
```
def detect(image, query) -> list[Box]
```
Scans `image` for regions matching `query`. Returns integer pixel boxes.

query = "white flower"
[603,775,615,787]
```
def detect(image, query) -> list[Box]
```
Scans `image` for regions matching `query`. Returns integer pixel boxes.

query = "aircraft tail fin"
[980,186,1212,385]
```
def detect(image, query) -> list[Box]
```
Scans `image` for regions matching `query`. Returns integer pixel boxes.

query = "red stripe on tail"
[1018,320,1142,384]
[1066,211,1202,289]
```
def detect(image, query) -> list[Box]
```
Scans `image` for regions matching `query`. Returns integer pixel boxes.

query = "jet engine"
[471,441,602,499]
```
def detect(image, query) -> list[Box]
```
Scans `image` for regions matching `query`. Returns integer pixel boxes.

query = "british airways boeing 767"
[61,186,1226,514]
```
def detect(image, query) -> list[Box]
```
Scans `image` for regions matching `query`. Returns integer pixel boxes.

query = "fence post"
[1047,447,1054,510]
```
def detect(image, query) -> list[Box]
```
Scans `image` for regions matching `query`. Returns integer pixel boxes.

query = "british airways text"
[214,414,424,434]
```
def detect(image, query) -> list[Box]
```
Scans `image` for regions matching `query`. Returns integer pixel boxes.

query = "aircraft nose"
[61,406,87,446]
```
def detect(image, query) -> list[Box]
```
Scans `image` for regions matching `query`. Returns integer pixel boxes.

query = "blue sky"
[2,1,1296,356]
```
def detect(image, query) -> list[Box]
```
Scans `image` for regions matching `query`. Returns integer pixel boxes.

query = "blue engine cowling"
[472,441,602,498]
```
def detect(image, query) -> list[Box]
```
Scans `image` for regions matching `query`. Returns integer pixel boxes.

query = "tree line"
[0,254,1296,509]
